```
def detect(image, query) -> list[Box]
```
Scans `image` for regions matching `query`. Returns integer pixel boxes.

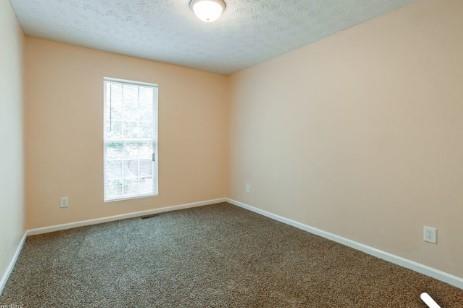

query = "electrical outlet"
[59,196,69,208]
[423,226,437,244]
[245,183,252,193]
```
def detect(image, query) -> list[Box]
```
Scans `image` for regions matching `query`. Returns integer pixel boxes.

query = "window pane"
[124,179,139,195]
[104,79,158,201]
[138,178,154,195]
[105,161,122,179]
[123,160,138,179]
[139,160,152,177]
[108,121,123,139]
[105,142,125,160]
[139,121,153,139]
[105,179,123,199]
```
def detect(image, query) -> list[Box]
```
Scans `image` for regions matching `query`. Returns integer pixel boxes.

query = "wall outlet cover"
[423,226,437,244]
[59,196,69,208]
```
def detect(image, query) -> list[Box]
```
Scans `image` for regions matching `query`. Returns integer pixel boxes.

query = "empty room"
[1,0,462,306]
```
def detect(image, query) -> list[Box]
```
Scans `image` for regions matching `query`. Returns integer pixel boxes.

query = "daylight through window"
[104,78,158,201]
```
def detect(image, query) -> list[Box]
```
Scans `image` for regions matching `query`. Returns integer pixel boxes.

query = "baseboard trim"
[1,198,226,295]
[4,198,461,294]
[226,198,463,290]
[27,197,227,236]
[0,232,27,295]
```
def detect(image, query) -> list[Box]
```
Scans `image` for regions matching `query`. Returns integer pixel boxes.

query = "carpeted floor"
[1,203,462,307]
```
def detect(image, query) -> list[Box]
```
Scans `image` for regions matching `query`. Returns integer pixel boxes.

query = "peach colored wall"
[25,37,229,228]
[0,0,24,282]
[229,0,463,277]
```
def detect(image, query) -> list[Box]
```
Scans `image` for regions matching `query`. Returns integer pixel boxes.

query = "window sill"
[104,192,158,203]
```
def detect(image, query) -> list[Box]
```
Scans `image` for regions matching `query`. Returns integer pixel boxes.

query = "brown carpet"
[1,203,462,307]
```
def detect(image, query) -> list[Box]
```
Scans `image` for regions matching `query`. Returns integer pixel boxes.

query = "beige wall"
[25,37,229,228]
[229,0,463,277]
[0,0,24,282]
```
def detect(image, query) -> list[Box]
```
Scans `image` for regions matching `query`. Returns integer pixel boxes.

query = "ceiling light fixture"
[190,0,226,23]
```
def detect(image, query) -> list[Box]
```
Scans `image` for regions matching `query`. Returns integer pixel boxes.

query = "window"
[104,78,158,201]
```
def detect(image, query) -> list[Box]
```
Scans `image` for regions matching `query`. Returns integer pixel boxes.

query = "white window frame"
[103,77,159,202]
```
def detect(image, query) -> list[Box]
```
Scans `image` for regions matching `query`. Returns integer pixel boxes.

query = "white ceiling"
[10,0,413,74]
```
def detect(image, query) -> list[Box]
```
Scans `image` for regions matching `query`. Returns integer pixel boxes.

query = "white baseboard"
[1,198,226,295]
[0,232,27,295]
[27,197,227,236]
[3,197,461,295]
[226,198,463,290]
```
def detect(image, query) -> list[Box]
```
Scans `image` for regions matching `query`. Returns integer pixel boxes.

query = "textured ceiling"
[10,0,413,74]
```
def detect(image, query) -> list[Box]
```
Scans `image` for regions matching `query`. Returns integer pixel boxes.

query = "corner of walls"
[0,0,26,295]
[226,0,463,281]
[226,198,463,290]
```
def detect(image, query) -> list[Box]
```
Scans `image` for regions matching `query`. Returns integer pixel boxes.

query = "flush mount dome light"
[190,0,226,23]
